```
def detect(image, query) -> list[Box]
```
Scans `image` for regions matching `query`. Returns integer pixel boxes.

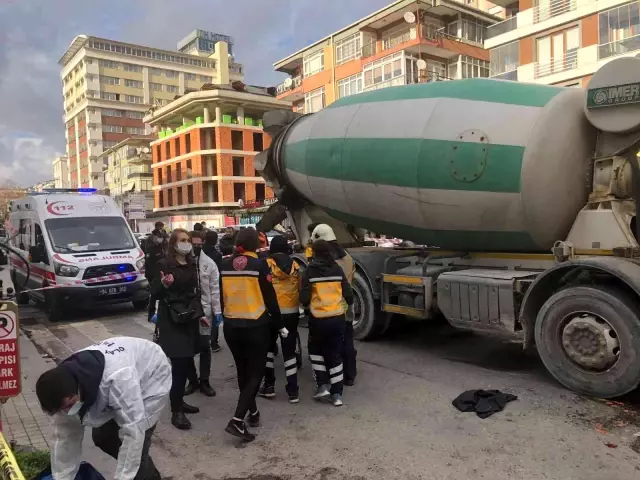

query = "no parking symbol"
[0,303,20,399]
[0,312,15,340]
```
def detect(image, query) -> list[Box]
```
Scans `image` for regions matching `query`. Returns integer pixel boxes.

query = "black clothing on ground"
[151,257,202,359]
[188,334,212,383]
[58,350,105,420]
[264,313,299,395]
[169,358,192,413]
[343,320,357,383]
[224,323,271,419]
[452,390,518,418]
[92,420,160,480]
[308,317,346,395]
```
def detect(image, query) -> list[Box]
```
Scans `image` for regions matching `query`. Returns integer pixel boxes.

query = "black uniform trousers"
[92,420,160,480]
[187,334,212,383]
[224,323,271,419]
[308,316,346,395]
[169,358,191,413]
[263,313,299,395]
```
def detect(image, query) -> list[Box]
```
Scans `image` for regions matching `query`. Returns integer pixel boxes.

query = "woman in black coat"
[152,228,207,430]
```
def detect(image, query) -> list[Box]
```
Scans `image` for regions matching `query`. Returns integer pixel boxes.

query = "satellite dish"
[404,11,416,24]
[284,77,293,88]
[416,59,427,70]
[141,147,150,153]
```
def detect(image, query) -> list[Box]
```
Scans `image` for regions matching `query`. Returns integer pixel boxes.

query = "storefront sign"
[0,303,20,400]
[224,216,236,226]
[587,82,640,108]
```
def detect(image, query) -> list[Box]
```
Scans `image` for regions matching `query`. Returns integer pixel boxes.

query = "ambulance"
[8,189,149,320]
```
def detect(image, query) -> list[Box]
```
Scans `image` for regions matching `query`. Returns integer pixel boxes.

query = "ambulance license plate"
[98,286,128,296]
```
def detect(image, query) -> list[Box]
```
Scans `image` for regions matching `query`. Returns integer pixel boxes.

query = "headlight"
[54,262,79,277]
[136,258,145,273]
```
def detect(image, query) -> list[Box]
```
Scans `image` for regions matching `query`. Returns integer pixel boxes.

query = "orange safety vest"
[310,276,345,318]
[221,252,266,320]
[266,258,300,314]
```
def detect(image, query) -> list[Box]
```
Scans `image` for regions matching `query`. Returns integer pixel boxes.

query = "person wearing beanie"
[258,235,301,404]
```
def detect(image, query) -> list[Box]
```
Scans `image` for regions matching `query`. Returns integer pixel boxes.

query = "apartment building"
[486,0,640,86]
[58,30,244,190]
[100,137,155,215]
[144,83,290,229]
[52,155,70,188]
[274,0,503,111]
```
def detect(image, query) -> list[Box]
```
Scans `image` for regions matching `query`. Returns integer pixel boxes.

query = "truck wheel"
[11,271,29,305]
[535,286,640,398]
[45,292,63,322]
[352,271,384,340]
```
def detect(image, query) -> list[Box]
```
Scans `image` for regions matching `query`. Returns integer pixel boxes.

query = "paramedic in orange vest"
[258,235,301,404]
[219,228,285,442]
[304,223,319,263]
[300,239,354,407]
[311,224,358,386]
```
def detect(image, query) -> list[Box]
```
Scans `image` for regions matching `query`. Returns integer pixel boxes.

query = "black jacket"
[151,257,203,358]
[300,257,354,315]
[144,230,166,281]
[219,253,283,330]
[59,350,105,420]
[202,243,222,269]
[218,234,235,256]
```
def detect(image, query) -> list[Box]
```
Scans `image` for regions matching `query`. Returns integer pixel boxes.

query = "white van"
[8,189,149,320]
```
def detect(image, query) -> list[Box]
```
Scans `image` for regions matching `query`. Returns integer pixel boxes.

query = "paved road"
[12,291,640,480]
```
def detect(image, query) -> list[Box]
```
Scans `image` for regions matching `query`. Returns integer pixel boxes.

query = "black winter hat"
[269,235,290,254]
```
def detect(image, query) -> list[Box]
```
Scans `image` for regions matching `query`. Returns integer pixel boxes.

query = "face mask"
[193,246,202,257]
[67,400,83,416]
[175,243,192,256]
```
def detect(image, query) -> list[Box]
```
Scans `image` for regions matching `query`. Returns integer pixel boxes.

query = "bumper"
[49,279,149,308]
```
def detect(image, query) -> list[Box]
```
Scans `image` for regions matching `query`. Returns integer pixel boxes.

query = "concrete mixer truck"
[255,56,640,399]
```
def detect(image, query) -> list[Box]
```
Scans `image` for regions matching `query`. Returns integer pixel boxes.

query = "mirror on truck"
[29,244,48,264]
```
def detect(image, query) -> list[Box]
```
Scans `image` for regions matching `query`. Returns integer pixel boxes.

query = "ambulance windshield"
[45,216,135,253]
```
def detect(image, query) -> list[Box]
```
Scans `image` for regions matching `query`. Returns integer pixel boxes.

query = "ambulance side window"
[18,219,31,251]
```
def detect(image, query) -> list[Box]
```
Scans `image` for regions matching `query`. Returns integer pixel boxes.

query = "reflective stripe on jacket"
[266,257,300,314]
[310,276,345,318]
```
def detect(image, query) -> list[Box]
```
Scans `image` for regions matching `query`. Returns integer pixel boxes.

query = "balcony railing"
[362,42,376,59]
[534,50,578,78]
[276,76,302,95]
[486,17,517,39]
[382,29,413,50]
[598,34,640,60]
[422,23,443,42]
[533,0,578,24]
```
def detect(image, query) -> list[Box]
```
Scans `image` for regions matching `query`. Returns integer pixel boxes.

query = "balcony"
[534,50,578,78]
[362,42,377,59]
[491,69,518,81]
[276,76,302,95]
[599,34,640,60]
[486,17,517,40]
[230,63,243,75]
[534,0,578,24]
[382,28,415,51]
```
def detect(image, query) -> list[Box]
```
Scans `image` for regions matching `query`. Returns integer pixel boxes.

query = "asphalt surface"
[4,265,640,480]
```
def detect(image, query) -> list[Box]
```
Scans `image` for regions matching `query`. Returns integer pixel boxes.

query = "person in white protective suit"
[35,336,171,480]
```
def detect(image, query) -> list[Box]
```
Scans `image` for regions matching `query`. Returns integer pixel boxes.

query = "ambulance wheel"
[132,298,149,310]
[45,292,63,322]
[352,271,384,341]
[11,271,29,305]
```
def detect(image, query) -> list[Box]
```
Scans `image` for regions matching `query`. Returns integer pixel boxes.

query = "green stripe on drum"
[284,138,523,193]
[324,208,540,252]
[329,78,563,109]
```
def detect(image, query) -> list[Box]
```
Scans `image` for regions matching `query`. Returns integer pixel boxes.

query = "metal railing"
[598,34,640,60]
[486,17,517,39]
[276,76,302,94]
[230,63,243,74]
[422,23,443,42]
[362,42,376,59]
[533,0,578,24]
[534,50,578,78]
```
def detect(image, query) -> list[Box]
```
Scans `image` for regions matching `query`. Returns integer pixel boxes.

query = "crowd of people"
[33,220,358,479]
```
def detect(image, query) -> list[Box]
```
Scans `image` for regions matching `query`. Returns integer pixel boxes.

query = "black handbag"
[163,263,203,325]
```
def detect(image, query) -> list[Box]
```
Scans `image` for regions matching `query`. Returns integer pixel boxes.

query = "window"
[150,68,162,76]
[256,183,265,202]
[45,217,135,253]
[338,73,363,98]
[125,110,145,119]
[149,82,164,92]
[124,95,144,103]
[185,73,197,81]
[233,183,245,201]
[167,85,179,94]
[200,75,213,83]
[231,130,244,150]
[168,189,173,206]
[123,63,142,72]
[165,70,179,78]
[165,142,170,160]
[88,40,215,69]
[460,56,489,78]
[177,188,183,205]
[103,125,123,133]
[124,79,143,88]
[126,127,146,135]
[185,133,191,154]
[490,42,519,77]
[187,185,194,204]
[174,137,181,156]
[100,91,118,101]
[363,52,403,89]
[233,157,245,176]
[336,33,362,64]
[103,140,117,149]
[303,50,324,77]
[598,3,640,59]
[535,27,579,77]
[460,15,487,44]
[253,132,263,152]
[159,191,164,208]
[304,87,325,113]
[98,59,119,69]
[102,109,123,117]
[165,166,172,183]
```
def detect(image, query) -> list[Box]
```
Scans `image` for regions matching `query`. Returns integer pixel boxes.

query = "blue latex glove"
[215,313,223,327]
[150,313,158,325]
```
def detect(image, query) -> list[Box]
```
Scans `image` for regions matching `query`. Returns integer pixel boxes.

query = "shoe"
[313,385,330,400]
[344,379,355,387]
[200,381,216,397]
[331,394,343,407]
[211,343,222,353]
[247,411,261,428]
[258,384,276,399]
[171,412,192,430]
[288,392,300,404]
[225,419,256,442]
[182,402,200,414]
[184,381,199,396]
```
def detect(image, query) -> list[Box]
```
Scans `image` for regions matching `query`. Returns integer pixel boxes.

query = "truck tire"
[45,291,63,322]
[352,271,384,340]
[535,286,640,398]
